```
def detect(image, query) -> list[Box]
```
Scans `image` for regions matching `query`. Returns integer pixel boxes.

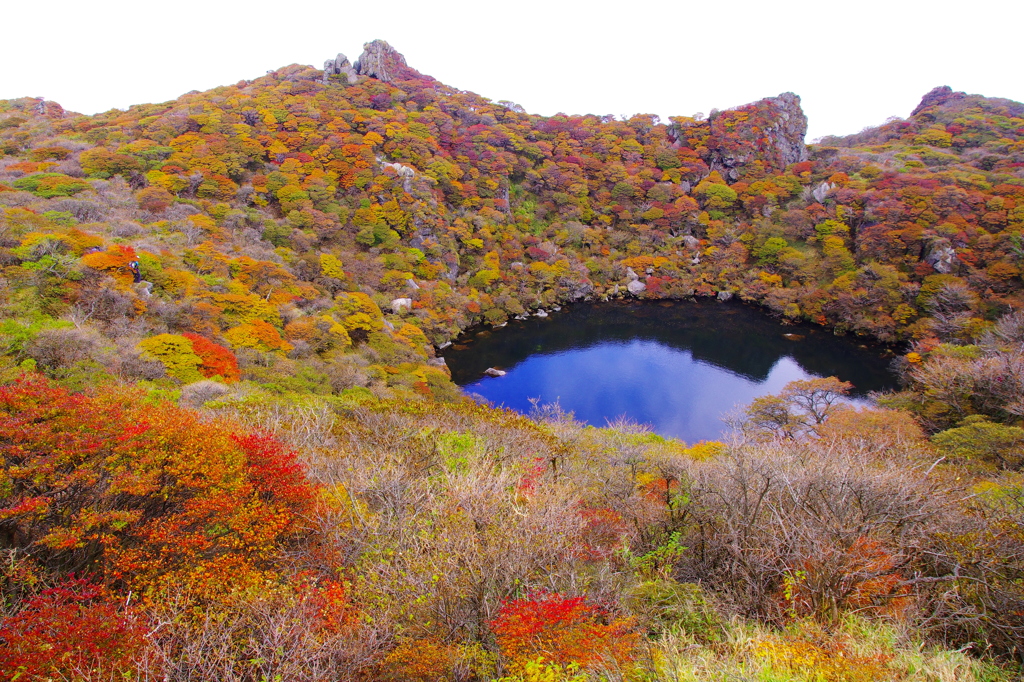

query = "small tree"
[744,377,853,439]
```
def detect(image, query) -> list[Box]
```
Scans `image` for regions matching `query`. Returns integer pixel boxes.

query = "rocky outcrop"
[627,280,646,296]
[811,181,835,204]
[324,41,427,84]
[567,280,594,301]
[762,92,809,168]
[379,158,416,191]
[925,241,958,274]
[669,92,808,182]
[911,86,965,116]
[323,53,358,84]
[354,40,421,82]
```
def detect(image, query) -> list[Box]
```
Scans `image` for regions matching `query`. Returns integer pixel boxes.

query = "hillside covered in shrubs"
[1,39,1023,681]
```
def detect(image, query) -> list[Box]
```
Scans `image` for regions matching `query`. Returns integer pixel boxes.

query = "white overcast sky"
[3,0,1020,141]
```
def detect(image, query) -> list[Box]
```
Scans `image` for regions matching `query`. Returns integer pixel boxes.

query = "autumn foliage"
[0,376,319,602]
[0,577,145,681]
[489,591,639,672]
[1,47,1024,681]
[182,332,241,381]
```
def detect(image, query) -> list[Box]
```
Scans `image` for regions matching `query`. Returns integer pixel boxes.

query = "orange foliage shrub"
[619,255,671,271]
[181,332,240,381]
[224,319,293,354]
[81,244,137,284]
[382,638,489,681]
[0,376,319,602]
[137,185,175,213]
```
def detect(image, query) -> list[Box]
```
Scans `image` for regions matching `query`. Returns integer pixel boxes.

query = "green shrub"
[627,579,723,642]
[12,173,91,198]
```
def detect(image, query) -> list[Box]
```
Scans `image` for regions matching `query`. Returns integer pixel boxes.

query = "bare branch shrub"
[25,327,100,370]
[670,440,949,622]
[114,341,166,381]
[49,198,106,222]
[180,380,230,408]
[143,591,384,682]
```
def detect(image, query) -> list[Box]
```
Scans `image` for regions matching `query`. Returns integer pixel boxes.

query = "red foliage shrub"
[0,577,145,680]
[231,431,317,515]
[489,590,638,671]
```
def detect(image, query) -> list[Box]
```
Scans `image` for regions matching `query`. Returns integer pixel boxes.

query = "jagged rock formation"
[353,39,421,82]
[925,241,958,274]
[322,53,358,85]
[323,40,427,85]
[761,92,809,167]
[709,93,808,180]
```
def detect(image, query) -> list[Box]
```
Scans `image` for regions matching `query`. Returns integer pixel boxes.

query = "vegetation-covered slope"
[1,40,1022,681]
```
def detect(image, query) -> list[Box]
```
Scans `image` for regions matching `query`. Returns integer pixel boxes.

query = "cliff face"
[669,92,809,182]
[761,92,809,167]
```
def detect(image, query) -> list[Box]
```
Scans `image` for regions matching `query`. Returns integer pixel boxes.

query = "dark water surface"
[442,300,898,443]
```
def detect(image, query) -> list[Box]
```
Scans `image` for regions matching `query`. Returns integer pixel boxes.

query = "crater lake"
[442,300,899,443]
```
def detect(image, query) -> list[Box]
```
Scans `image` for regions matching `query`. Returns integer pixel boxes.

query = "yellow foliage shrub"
[320,253,346,279]
[224,320,293,354]
[137,334,204,383]
[335,292,384,333]
[681,441,726,460]
[206,291,281,326]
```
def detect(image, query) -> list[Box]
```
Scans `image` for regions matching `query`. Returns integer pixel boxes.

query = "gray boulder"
[323,53,358,84]
[925,242,958,274]
[391,297,413,314]
[627,280,647,296]
[812,181,835,204]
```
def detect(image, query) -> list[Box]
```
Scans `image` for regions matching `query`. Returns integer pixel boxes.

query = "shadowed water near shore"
[442,300,899,443]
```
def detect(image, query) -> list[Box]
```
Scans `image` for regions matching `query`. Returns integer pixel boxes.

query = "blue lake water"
[442,301,898,443]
